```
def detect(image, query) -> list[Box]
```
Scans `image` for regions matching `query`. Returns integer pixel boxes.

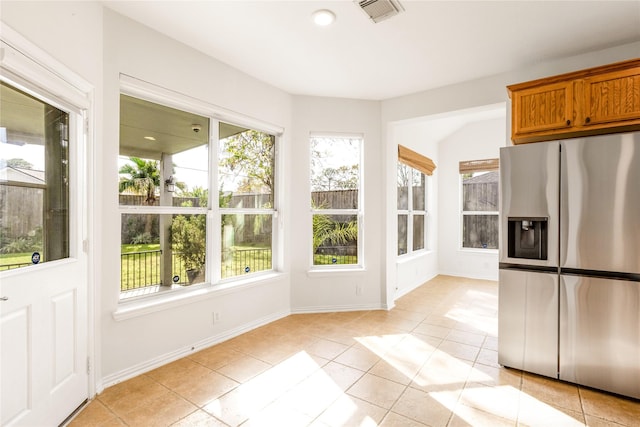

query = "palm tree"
[118,157,161,205]
[312,213,358,255]
[119,157,161,236]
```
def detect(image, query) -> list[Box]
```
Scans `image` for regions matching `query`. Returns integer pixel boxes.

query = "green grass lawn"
[2,245,354,284]
[0,252,33,270]
[313,253,358,265]
[121,243,160,253]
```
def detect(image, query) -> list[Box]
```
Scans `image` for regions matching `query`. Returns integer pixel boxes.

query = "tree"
[180,186,209,208]
[311,165,359,191]
[219,130,274,201]
[312,212,358,254]
[118,157,160,205]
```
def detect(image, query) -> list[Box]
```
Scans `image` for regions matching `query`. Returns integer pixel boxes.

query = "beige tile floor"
[70,275,640,426]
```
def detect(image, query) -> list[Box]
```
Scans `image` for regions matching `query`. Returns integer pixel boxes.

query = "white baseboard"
[290,302,384,314]
[437,270,498,282]
[101,309,291,389]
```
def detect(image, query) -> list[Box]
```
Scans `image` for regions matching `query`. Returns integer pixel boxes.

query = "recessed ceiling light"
[312,9,336,26]
[144,136,156,141]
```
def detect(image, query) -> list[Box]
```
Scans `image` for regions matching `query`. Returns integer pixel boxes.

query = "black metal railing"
[121,247,272,291]
[0,262,32,271]
[120,250,161,290]
[221,248,272,277]
[313,253,358,265]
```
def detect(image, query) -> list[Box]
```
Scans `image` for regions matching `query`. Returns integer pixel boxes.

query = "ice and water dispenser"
[507,217,548,260]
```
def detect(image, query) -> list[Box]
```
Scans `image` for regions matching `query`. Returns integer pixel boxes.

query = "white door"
[1,79,89,426]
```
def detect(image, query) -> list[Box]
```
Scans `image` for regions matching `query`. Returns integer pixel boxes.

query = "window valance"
[459,158,499,174]
[398,145,436,176]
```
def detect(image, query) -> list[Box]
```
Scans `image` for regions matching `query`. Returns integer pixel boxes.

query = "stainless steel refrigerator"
[498,131,640,399]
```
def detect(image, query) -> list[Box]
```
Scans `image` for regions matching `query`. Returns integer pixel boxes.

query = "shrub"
[131,232,155,245]
[171,214,206,271]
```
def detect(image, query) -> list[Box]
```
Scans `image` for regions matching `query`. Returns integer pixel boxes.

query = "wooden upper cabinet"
[508,58,640,143]
[582,67,640,127]
[511,80,574,139]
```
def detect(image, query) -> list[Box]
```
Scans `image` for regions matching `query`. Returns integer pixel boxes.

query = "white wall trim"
[437,270,498,282]
[290,303,385,314]
[1,23,92,108]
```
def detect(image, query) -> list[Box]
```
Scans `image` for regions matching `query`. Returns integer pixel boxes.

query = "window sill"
[458,248,499,255]
[306,267,367,278]
[113,272,286,321]
[397,250,433,264]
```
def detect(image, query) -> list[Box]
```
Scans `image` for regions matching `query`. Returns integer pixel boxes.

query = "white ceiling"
[104,1,640,101]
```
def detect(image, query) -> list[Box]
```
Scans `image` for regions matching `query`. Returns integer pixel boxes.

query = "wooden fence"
[0,184,44,238]
[462,177,499,249]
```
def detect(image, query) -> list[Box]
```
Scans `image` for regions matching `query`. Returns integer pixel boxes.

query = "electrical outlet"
[212,312,220,324]
[356,284,363,295]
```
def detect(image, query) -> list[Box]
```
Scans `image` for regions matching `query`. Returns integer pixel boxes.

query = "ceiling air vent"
[358,0,404,23]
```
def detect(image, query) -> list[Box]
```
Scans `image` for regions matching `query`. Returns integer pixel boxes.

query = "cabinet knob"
[566,119,571,126]
[585,117,591,124]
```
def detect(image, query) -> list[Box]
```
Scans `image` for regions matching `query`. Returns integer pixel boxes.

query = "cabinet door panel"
[512,81,573,138]
[583,68,640,126]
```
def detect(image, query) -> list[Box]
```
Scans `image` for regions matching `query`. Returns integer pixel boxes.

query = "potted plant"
[171,214,206,284]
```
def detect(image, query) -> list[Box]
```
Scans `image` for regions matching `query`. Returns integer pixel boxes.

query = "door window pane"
[1,82,69,270]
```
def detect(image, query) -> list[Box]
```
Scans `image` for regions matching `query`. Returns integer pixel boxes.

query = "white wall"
[98,10,294,385]
[289,96,385,311]
[437,117,506,280]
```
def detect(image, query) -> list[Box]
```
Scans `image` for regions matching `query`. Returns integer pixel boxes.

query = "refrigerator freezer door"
[500,141,559,268]
[560,275,640,399]
[498,269,558,378]
[560,133,640,274]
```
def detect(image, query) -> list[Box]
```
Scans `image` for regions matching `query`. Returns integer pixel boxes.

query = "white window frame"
[397,163,428,257]
[217,122,279,283]
[309,133,364,271]
[118,76,282,300]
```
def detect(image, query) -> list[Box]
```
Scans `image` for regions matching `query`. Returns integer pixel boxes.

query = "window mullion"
[210,120,220,283]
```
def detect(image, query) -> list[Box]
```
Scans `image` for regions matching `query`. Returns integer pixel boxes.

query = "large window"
[310,135,362,267]
[397,163,428,256]
[118,90,278,298]
[460,159,499,250]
